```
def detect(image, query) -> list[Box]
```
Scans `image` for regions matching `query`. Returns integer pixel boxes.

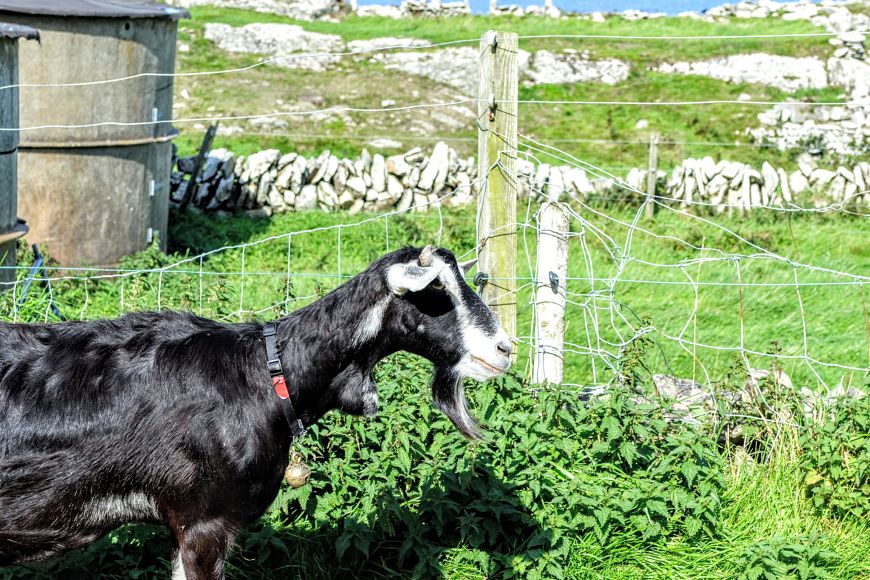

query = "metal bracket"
[486,31,498,53]
[549,271,559,294]
[474,272,489,295]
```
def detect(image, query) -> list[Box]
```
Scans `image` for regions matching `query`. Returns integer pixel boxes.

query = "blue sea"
[357,0,745,14]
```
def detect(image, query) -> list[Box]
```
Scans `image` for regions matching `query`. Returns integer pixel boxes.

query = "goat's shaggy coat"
[0,246,511,579]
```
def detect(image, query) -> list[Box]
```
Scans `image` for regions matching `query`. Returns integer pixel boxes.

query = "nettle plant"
[800,393,870,520]
[265,352,725,577]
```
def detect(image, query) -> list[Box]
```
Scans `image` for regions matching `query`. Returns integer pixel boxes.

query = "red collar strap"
[263,323,306,439]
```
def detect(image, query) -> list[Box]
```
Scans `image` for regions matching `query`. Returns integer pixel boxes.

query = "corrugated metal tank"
[0,22,37,289]
[0,1,188,266]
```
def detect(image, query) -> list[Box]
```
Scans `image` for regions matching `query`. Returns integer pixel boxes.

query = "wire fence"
[1,25,868,411]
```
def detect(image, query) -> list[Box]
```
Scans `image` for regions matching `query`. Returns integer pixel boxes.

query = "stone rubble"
[650,369,864,433]
[527,50,630,86]
[655,54,828,93]
[203,23,343,71]
[201,23,632,95]
[170,143,870,216]
[749,101,869,156]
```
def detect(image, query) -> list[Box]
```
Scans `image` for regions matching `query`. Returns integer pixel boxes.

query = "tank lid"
[0,0,189,20]
[0,21,38,39]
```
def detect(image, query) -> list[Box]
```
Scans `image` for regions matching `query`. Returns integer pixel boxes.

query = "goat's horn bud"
[419,245,435,267]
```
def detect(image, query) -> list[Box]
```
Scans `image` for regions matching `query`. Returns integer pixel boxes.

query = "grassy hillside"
[172,7,844,170]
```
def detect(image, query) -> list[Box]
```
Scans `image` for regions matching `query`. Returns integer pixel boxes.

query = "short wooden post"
[645,133,659,221]
[477,30,518,341]
[533,202,569,384]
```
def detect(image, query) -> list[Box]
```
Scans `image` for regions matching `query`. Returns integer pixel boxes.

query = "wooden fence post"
[645,133,659,221]
[533,201,569,384]
[477,30,518,342]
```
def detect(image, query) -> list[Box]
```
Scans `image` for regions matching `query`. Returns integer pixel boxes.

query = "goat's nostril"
[497,341,512,357]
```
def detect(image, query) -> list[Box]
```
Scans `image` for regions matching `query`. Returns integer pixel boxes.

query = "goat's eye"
[430,280,444,290]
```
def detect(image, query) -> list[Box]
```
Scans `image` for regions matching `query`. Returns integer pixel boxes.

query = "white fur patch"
[353,296,390,346]
[435,260,511,380]
[83,492,159,526]
[172,553,187,580]
[362,389,379,416]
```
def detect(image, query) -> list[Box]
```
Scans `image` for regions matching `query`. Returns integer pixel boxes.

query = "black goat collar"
[263,323,306,439]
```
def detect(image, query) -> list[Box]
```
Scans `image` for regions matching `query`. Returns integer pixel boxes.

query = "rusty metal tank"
[0,0,189,266]
[0,22,37,288]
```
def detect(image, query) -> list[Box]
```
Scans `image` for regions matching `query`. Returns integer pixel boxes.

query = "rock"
[396,188,413,211]
[245,207,272,219]
[213,176,235,205]
[295,184,318,210]
[828,57,870,101]
[406,167,421,189]
[338,189,355,209]
[241,149,279,183]
[277,152,297,171]
[547,166,565,201]
[777,168,792,203]
[283,186,296,207]
[809,168,836,188]
[387,174,404,199]
[317,182,339,208]
[635,119,649,129]
[789,171,809,195]
[527,50,630,86]
[829,176,846,200]
[275,164,295,191]
[418,141,449,194]
[761,162,778,204]
[721,161,743,180]
[345,176,366,196]
[371,154,387,193]
[256,173,273,206]
[203,23,343,71]
[309,151,332,184]
[374,47,529,96]
[386,154,411,176]
[348,198,365,214]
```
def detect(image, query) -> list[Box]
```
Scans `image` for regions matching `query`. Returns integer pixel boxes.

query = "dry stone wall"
[170,143,870,216]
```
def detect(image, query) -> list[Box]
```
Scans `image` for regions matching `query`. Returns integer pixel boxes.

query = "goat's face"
[384,246,512,438]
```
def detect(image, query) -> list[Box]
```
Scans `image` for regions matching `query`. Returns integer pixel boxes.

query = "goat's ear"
[386,261,445,296]
[458,258,477,276]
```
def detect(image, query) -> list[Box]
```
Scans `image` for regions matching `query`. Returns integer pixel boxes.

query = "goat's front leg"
[170,518,237,580]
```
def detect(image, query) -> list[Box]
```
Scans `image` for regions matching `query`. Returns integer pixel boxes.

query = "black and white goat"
[0,245,511,579]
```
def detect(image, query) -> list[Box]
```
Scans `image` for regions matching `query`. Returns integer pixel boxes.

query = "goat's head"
[382,245,512,439]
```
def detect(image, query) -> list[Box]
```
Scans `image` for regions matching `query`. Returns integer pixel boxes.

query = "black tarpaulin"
[0,22,38,40]
[0,0,189,20]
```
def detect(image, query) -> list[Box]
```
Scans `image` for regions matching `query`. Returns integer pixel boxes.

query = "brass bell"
[284,452,311,488]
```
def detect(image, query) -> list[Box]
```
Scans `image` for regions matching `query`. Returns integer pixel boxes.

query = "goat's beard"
[431,364,482,440]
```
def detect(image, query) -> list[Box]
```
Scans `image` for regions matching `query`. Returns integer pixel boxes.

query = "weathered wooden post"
[645,133,659,221]
[477,30,518,342]
[532,201,569,384]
